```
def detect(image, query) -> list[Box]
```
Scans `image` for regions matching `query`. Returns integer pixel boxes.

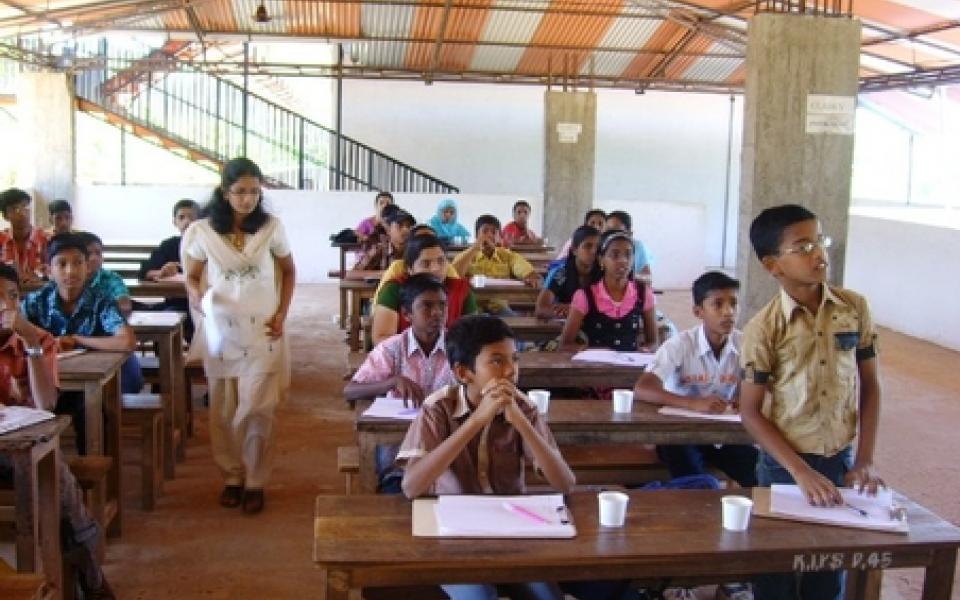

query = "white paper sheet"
[361,396,420,420]
[433,494,575,538]
[769,484,908,533]
[572,349,654,367]
[484,278,526,287]
[0,406,56,435]
[658,406,742,422]
[129,311,184,327]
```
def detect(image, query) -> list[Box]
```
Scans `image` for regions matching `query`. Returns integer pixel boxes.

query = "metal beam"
[425,0,453,84]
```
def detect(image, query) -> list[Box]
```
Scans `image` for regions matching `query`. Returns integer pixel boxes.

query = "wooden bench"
[121,394,164,511]
[337,446,359,495]
[555,443,667,486]
[0,560,45,600]
[64,456,115,536]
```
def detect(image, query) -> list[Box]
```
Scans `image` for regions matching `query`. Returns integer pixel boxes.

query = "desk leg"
[99,373,123,538]
[171,326,187,461]
[83,382,104,456]
[339,287,347,330]
[12,440,62,598]
[157,333,177,478]
[921,548,958,600]
[349,290,361,353]
[845,569,882,600]
[357,433,378,494]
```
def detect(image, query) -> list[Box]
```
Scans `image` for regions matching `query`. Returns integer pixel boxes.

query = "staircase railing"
[74,50,459,193]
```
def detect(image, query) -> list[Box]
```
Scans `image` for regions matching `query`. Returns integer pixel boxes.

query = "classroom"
[1,1,959,599]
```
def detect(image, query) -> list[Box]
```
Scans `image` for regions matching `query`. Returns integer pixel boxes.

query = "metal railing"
[74,49,459,193]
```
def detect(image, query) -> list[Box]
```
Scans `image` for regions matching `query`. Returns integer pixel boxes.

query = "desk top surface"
[314,489,960,568]
[58,351,128,380]
[0,415,71,451]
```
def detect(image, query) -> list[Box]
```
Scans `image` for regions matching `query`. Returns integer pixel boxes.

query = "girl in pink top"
[559,229,658,352]
[355,191,394,241]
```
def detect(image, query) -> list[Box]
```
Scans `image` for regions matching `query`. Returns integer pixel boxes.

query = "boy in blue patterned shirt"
[76,231,132,316]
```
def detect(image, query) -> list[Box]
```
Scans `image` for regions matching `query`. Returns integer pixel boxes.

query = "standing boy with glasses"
[739,204,883,600]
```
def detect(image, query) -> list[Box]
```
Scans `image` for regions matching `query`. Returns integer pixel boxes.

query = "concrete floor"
[102,284,960,599]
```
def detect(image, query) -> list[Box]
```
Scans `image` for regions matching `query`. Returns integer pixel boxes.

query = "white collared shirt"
[647,324,742,401]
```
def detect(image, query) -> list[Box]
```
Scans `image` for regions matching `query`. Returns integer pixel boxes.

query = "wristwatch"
[25,346,44,358]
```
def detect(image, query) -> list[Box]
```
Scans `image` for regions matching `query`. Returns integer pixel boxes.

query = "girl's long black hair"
[207,157,270,235]
[564,225,601,284]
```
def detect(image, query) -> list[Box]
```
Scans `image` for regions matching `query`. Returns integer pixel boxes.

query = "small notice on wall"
[557,122,582,143]
[805,94,855,135]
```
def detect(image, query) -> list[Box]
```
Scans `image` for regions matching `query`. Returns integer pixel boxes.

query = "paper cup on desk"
[598,491,629,527]
[471,274,487,288]
[721,495,754,531]
[527,390,550,414]
[612,389,634,413]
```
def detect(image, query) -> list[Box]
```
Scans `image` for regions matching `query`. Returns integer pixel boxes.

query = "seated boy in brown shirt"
[398,315,575,600]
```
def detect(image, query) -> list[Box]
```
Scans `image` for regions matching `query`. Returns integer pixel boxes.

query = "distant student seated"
[353,206,414,271]
[559,229,657,352]
[22,234,141,402]
[48,198,75,235]
[555,209,606,260]
[374,224,459,298]
[536,225,599,319]
[605,210,652,281]
[399,315,575,600]
[0,188,48,287]
[76,231,132,316]
[0,264,115,599]
[371,236,476,346]
[428,197,470,244]
[501,200,540,247]
[354,191,394,242]
[452,215,542,315]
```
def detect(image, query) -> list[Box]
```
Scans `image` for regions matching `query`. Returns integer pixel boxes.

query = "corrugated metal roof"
[595,16,661,50]
[469,45,526,72]
[477,2,543,44]
[682,45,742,82]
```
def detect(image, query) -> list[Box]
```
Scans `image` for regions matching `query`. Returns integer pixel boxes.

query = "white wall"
[73,184,705,288]
[341,80,741,268]
[845,209,960,351]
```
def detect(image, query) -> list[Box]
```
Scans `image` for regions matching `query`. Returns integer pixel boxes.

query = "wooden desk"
[332,241,362,277]
[502,316,563,343]
[313,489,960,600]
[354,399,750,493]
[130,311,187,478]
[127,279,187,300]
[517,351,644,389]
[58,351,127,537]
[0,416,69,599]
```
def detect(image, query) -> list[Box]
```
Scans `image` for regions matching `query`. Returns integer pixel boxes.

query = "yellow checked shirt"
[741,285,877,457]
[454,247,535,312]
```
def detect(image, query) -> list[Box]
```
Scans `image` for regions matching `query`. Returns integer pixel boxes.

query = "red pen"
[502,501,550,524]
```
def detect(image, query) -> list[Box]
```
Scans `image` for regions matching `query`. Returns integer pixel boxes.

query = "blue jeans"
[752,448,852,600]
[442,582,561,600]
[656,443,759,488]
[121,353,144,394]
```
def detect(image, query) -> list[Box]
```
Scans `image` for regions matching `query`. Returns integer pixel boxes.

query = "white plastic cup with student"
[721,495,754,532]
[598,491,630,527]
[527,390,550,415]
[472,274,487,288]
[612,389,634,414]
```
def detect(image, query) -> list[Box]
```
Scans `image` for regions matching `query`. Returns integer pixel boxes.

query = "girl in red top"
[501,200,541,247]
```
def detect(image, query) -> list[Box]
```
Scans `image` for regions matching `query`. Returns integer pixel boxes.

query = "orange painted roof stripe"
[406,0,493,72]
[515,0,624,76]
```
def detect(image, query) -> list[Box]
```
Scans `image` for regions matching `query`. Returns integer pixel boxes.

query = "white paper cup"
[598,491,629,527]
[721,495,754,532]
[612,389,634,413]
[528,390,550,414]
[472,274,487,288]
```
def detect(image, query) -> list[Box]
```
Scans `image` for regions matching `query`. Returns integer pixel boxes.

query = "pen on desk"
[844,502,868,517]
[502,501,550,525]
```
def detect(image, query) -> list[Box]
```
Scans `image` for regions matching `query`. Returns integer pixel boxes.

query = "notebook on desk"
[754,485,909,534]
[0,406,55,435]
[414,494,576,538]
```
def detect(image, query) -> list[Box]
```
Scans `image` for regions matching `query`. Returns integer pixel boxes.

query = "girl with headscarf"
[427,198,470,243]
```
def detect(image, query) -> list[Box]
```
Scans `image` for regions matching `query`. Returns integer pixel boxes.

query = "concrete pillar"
[543,90,596,246]
[15,72,76,229]
[737,13,861,321]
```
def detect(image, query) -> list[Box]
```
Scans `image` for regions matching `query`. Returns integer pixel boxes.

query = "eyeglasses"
[781,235,832,256]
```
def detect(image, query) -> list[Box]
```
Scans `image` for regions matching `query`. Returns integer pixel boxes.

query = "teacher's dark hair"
[206,157,270,235]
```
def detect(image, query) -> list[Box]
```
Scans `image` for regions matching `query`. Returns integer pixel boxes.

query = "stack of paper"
[768,484,908,533]
[572,349,654,367]
[361,396,420,420]
[484,278,526,287]
[658,406,742,422]
[0,406,55,435]
[129,312,183,327]
[433,494,576,538]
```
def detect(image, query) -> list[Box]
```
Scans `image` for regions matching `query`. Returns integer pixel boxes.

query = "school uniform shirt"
[454,247,535,313]
[351,328,455,397]
[374,259,459,298]
[0,330,59,406]
[22,282,126,338]
[740,284,878,457]
[397,384,560,495]
[376,277,477,333]
[0,227,49,278]
[138,235,182,279]
[570,280,656,318]
[88,269,130,302]
[501,222,538,246]
[648,324,741,400]
[355,216,378,239]
[544,262,584,305]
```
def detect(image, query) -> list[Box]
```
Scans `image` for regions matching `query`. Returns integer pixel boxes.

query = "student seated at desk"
[427,197,470,244]
[373,224,460,298]
[605,210,652,282]
[76,231,132,316]
[740,205,883,600]
[47,198,75,236]
[399,315,575,600]
[501,200,541,247]
[371,237,477,346]
[452,215,542,316]
[536,225,599,319]
[559,230,657,352]
[0,188,48,288]
[554,209,606,260]
[353,206,414,271]
[355,191,394,243]
[22,234,142,452]
[0,264,115,599]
